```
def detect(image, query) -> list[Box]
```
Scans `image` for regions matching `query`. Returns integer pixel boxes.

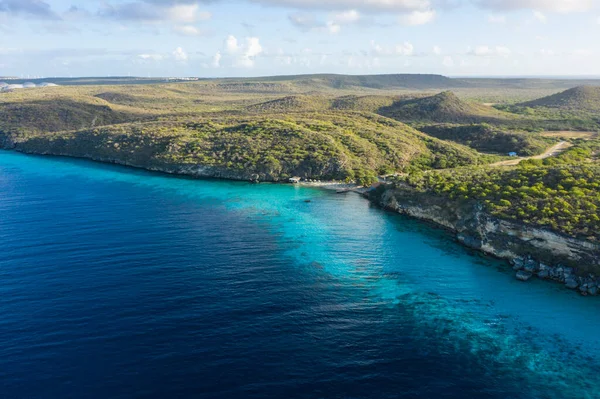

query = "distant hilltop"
[0,74,468,90]
[518,85,600,112]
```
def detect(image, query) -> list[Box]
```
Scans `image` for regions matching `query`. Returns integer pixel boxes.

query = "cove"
[1,150,599,399]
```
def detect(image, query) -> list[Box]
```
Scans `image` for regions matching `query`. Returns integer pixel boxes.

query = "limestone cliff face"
[374,186,600,275]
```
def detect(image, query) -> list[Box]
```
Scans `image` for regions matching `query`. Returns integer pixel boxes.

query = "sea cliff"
[368,183,600,295]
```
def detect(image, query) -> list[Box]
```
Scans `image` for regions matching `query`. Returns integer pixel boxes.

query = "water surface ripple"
[1,151,599,398]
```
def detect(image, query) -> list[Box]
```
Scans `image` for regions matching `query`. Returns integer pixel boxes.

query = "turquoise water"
[1,150,599,398]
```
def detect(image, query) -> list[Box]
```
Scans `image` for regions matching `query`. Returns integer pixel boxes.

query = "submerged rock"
[516,271,533,282]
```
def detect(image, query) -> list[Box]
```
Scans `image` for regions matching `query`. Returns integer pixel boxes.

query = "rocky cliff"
[369,184,600,295]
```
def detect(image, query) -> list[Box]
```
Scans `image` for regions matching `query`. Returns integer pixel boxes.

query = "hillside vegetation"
[379,91,513,124]
[519,86,600,112]
[1,77,597,190]
[418,123,550,156]
[0,97,141,135]
[237,73,471,90]
[246,95,332,113]
[395,141,600,239]
[8,112,491,185]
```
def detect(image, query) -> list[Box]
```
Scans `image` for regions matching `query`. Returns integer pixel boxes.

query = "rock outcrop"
[369,184,600,295]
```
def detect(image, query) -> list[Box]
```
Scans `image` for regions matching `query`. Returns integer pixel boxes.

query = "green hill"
[246,95,332,113]
[379,91,510,124]
[7,112,490,185]
[330,95,399,112]
[418,124,549,156]
[94,92,145,105]
[519,86,600,112]
[0,97,140,135]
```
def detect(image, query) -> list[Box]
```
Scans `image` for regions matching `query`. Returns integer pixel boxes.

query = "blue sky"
[0,0,599,77]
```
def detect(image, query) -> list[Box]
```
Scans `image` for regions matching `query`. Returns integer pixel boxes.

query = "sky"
[0,0,599,78]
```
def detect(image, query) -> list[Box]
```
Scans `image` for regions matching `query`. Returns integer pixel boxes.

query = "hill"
[379,91,511,124]
[418,124,549,156]
[0,96,141,136]
[227,74,471,91]
[5,112,491,185]
[519,86,600,112]
[330,95,400,112]
[246,95,332,112]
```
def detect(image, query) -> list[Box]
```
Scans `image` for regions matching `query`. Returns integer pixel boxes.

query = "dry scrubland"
[1,74,599,239]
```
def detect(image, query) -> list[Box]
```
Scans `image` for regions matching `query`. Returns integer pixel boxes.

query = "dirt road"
[491,141,572,167]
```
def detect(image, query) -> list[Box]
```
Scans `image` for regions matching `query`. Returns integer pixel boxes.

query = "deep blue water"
[1,151,600,399]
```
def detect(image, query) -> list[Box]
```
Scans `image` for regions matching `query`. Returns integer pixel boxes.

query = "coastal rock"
[458,233,483,250]
[537,269,550,279]
[524,260,538,273]
[512,257,525,271]
[565,277,579,290]
[516,271,533,282]
[588,286,599,296]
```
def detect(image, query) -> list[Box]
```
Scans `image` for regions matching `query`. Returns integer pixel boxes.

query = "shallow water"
[1,151,599,398]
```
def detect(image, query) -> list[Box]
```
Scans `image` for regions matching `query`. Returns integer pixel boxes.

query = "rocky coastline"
[368,183,600,296]
[3,137,599,295]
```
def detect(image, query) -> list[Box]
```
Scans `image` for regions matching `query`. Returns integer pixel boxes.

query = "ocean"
[1,151,599,399]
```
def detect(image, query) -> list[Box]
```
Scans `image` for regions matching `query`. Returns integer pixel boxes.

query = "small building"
[508,152,518,157]
[288,176,301,184]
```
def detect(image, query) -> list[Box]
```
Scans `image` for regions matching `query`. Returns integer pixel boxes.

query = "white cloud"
[245,37,263,57]
[468,45,511,57]
[399,9,436,26]
[173,25,206,36]
[396,42,414,55]
[98,2,211,24]
[476,0,593,13]
[469,45,493,56]
[250,0,430,12]
[333,9,360,23]
[432,45,442,55]
[487,14,506,23]
[222,35,264,67]
[442,56,454,67]
[212,51,222,67]
[225,35,239,54]
[138,53,164,61]
[288,11,353,33]
[533,10,547,23]
[370,40,414,56]
[172,47,188,62]
[167,4,211,24]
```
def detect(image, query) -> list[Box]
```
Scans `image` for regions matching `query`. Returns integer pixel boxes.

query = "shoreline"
[3,148,597,296]
[0,148,366,190]
[366,184,600,297]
